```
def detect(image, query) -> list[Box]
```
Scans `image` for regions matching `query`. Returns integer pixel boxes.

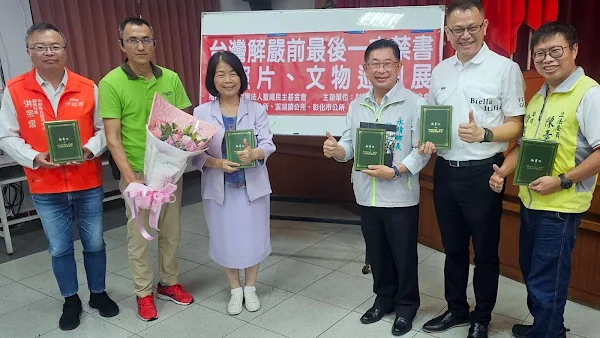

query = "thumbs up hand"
[458,110,485,143]
[325,131,336,143]
[489,164,506,193]
[236,138,255,165]
[323,131,343,159]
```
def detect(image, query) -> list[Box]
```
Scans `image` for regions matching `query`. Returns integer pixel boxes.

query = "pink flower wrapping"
[144,93,218,188]
[123,93,218,241]
[148,93,218,145]
[148,120,210,152]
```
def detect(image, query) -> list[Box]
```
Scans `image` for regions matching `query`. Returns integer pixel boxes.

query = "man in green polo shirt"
[100,17,194,322]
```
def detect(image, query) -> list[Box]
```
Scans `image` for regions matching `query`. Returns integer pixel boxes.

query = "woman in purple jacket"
[193,51,276,315]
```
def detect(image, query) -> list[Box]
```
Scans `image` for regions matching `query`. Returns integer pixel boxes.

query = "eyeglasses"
[366,61,399,71]
[122,37,155,46]
[532,45,571,63]
[28,45,65,53]
[447,22,485,37]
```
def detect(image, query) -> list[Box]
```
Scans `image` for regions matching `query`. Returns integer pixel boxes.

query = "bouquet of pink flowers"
[142,93,217,189]
[149,122,207,152]
[123,93,218,240]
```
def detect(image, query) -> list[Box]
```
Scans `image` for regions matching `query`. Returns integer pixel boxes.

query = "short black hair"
[205,51,248,97]
[364,39,400,63]
[119,17,154,40]
[25,23,66,48]
[530,21,578,51]
[446,0,484,19]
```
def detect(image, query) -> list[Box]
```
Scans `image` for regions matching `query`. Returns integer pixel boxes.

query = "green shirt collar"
[120,59,163,80]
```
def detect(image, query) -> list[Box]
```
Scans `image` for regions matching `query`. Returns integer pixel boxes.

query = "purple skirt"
[203,186,271,269]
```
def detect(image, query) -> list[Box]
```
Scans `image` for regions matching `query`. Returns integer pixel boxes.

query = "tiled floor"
[0,201,598,338]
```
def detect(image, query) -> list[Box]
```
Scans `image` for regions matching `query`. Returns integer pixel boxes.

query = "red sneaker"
[156,283,194,305]
[136,294,158,321]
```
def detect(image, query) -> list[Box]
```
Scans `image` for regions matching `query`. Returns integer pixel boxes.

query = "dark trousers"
[433,155,504,325]
[519,203,581,338]
[360,205,420,320]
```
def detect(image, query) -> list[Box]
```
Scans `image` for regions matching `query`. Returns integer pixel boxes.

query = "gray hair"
[25,23,67,48]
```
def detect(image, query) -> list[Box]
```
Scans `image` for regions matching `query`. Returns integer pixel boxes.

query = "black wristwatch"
[480,128,494,143]
[558,173,573,189]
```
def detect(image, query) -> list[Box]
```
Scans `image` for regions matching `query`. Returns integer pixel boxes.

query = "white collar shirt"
[428,43,526,161]
[35,69,68,114]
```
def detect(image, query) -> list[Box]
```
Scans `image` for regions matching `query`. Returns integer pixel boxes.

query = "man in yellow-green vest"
[489,22,600,338]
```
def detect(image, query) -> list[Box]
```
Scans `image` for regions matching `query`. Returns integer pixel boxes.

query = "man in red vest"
[0,23,118,331]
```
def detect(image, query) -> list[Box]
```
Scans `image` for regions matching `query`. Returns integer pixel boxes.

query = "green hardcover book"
[225,129,256,169]
[419,105,452,150]
[44,120,84,164]
[359,122,395,167]
[513,138,559,186]
[354,128,386,171]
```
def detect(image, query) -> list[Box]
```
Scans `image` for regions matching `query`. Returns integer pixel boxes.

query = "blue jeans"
[519,203,582,338]
[32,186,107,297]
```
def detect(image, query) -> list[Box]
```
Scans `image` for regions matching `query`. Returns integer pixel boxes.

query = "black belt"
[442,154,500,168]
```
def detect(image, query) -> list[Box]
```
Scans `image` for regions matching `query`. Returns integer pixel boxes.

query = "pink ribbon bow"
[123,182,178,241]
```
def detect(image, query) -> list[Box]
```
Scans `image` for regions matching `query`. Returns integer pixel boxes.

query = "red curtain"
[525,0,558,29]
[483,0,526,56]
[29,0,137,83]
[29,0,220,106]
[558,0,599,81]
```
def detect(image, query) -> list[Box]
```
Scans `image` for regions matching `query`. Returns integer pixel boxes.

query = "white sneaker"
[244,291,261,312]
[227,293,243,315]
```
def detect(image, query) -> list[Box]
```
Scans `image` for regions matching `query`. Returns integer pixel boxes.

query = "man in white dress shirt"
[0,23,118,331]
[419,1,525,337]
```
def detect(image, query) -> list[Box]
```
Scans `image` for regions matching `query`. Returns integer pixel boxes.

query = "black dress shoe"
[392,316,413,336]
[360,306,394,324]
[512,324,531,338]
[512,324,568,338]
[468,323,488,338]
[422,310,469,333]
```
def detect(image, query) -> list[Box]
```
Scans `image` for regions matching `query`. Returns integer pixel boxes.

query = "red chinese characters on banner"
[201,29,441,116]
